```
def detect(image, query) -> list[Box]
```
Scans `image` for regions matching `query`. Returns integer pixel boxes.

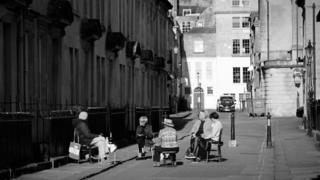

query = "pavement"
[16,111,320,180]
[15,111,192,180]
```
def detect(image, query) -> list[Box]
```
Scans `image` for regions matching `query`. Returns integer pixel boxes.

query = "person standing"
[153,118,179,167]
[136,116,153,158]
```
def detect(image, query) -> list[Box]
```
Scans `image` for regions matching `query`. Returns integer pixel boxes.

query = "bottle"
[109,132,113,143]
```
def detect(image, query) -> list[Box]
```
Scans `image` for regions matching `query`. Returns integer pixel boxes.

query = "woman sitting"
[153,118,179,167]
[73,111,117,162]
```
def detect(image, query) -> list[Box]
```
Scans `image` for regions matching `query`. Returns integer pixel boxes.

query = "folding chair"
[206,129,223,163]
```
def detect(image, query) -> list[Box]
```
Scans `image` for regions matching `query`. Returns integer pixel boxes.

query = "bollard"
[229,112,237,147]
[266,112,272,148]
[231,112,235,140]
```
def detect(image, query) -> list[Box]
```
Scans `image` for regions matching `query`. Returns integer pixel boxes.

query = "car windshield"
[220,97,234,105]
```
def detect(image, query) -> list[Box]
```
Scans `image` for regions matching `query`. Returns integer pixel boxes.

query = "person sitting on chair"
[74,111,117,162]
[153,118,179,167]
[185,110,208,160]
[136,116,153,158]
[201,112,222,142]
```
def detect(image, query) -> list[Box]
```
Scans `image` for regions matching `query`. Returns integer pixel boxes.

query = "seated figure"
[201,112,223,142]
[73,111,117,162]
[153,118,179,167]
[135,116,153,158]
[185,110,208,161]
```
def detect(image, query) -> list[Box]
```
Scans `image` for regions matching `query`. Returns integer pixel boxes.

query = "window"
[182,21,191,33]
[183,9,191,16]
[242,17,250,28]
[233,67,240,83]
[242,0,250,7]
[197,21,204,27]
[194,40,204,53]
[232,17,240,28]
[233,39,240,54]
[232,0,240,7]
[242,39,250,54]
[207,87,213,95]
[185,87,191,94]
[243,67,250,83]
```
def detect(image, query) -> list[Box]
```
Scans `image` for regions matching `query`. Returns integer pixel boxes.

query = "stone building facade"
[173,0,258,110]
[0,0,176,169]
[250,0,320,117]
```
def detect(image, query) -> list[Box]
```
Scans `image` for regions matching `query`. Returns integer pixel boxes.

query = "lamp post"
[197,72,202,113]
[293,68,303,110]
[174,46,182,97]
[305,40,314,135]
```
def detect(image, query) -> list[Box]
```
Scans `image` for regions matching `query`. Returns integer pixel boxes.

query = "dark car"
[217,96,236,112]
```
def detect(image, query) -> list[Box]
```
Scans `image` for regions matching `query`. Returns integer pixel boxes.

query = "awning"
[155,57,166,69]
[47,0,73,26]
[140,50,154,63]
[126,41,141,58]
[105,32,126,52]
[80,18,103,42]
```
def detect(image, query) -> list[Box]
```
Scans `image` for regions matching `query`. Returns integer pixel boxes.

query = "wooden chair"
[206,129,223,163]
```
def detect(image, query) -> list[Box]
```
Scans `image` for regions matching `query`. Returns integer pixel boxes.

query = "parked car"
[217,95,236,112]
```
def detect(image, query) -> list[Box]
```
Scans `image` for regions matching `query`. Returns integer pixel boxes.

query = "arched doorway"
[193,86,204,111]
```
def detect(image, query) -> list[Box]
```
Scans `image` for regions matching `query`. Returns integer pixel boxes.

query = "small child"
[136,116,153,158]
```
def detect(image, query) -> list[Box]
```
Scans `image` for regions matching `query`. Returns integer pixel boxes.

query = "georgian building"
[250,0,320,117]
[0,0,176,170]
[172,0,258,110]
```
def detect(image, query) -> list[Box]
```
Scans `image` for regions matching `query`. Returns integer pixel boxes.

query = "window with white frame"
[232,0,240,7]
[242,0,250,7]
[242,39,250,54]
[233,39,240,54]
[197,21,204,27]
[233,67,240,83]
[183,9,191,16]
[207,87,213,95]
[243,67,250,83]
[232,17,240,28]
[242,17,250,28]
[194,40,204,53]
[182,21,191,33]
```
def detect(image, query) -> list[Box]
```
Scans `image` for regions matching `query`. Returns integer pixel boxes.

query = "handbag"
[69,129,81,160]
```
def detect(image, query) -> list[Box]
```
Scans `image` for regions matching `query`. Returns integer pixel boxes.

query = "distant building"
[172,0,257,110]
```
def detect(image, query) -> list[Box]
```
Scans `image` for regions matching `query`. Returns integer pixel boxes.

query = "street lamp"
[305,40,314,90]
[305,40,314,136]
[293,69,302,88]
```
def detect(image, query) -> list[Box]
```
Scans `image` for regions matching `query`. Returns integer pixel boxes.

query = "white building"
[176,0,258,110]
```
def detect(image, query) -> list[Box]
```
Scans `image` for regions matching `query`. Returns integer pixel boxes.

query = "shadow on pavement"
[135,156,152,160]
[171,117,193,131]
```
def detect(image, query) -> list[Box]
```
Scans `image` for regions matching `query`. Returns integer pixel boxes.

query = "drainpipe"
[312,3,317,130]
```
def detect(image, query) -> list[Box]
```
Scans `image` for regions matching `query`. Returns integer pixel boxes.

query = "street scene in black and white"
[0,0,320,179]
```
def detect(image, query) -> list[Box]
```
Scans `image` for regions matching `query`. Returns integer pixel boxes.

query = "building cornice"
[214,10,253,14]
